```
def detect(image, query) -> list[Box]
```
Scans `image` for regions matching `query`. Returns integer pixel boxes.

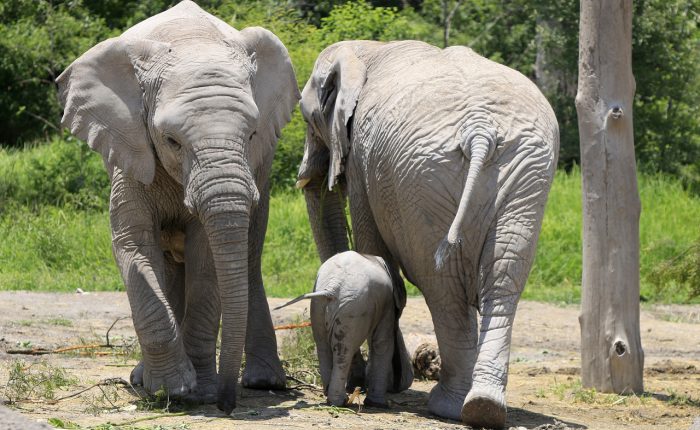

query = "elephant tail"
[272,291,334,310]
[435,117,497,271]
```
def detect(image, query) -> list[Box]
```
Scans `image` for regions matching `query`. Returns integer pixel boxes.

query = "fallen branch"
[53,378,129,403]
[286,375,323,393]
[109,411,188,426]
[274,321,311,330]
[6,378,130,405]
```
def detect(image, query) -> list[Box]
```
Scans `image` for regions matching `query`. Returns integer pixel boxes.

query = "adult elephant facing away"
[297,40,558,428]
[57,1,298,413]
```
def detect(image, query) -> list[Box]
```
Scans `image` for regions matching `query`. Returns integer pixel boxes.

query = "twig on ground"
[286,375,324,393]
[7,378,129,405]
[109,411,188,426]
[274,321,312,330]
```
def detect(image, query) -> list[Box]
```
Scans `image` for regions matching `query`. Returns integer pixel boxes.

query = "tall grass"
[525,167,700,303]
[1,142,699,302]
[0,206,120,291]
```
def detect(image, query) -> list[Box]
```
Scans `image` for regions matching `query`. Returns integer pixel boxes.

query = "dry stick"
[286,375,323,393]
[104,316,129,347]
[52,378,129,403]
[273,321,311,330]
[10,378,130,405]
[110,411,188,426]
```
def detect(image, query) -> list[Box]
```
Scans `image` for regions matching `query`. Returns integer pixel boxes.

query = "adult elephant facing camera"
[298,40,558,428]
[57,1,298,413]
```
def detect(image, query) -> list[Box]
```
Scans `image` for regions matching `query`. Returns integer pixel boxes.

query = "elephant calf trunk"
[435,121,497,270]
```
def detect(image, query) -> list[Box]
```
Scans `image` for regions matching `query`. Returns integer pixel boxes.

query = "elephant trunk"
[302,179,350,262]
[184,138,258,414]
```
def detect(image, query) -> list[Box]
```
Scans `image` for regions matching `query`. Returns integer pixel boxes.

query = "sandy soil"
[0,291,698,429]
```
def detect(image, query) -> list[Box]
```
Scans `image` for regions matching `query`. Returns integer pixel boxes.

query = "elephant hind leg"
[424,281,478,421]
[364,310,395,407]
[462,182,548,429]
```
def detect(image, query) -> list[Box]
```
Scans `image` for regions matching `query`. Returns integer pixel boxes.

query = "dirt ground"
[0,291,698,430]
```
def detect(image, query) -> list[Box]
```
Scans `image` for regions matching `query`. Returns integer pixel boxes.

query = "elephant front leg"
[241,184,286,390]
[130,253,185,387]
[181,221,220,403]
[114,230,195,398]
[425,288,478,421]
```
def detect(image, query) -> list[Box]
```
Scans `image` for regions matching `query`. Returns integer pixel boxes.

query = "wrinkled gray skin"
[277,251,413,407]
[298,41,558,429]
[56,1,298,414]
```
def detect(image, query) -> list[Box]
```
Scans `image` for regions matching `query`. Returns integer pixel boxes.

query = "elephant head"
[296,43,381,262]
[56,2,298,412]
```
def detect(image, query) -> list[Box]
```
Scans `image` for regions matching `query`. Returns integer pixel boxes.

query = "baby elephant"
[277,251,413,407]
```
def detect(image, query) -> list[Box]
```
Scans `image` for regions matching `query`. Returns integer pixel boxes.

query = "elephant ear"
[236,27,299,167]
[300,46,367,190]
[56,37,170,184]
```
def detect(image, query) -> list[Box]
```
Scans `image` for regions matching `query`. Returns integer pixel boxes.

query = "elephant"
[296,40,559,428]
[275,251,413,407]
[56,1,298,413]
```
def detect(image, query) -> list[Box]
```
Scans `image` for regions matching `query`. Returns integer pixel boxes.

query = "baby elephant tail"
[435,114,498,271]
[273,291,334,311]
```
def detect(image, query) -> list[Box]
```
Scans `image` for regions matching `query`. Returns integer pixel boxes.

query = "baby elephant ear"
[56,37,170,184]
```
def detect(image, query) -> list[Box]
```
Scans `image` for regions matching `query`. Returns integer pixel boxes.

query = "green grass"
[261,193,319,296]
[4,359,79,403]
[1,151,699,302]
[524,167,700,303]
[0,205,121,291]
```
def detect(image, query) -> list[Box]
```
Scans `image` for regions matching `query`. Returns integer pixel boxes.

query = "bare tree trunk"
[441,0,463,48]
[575,0,644,394]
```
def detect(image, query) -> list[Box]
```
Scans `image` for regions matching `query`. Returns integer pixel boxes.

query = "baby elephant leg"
[364,311,395,408]
[327,346,358,406]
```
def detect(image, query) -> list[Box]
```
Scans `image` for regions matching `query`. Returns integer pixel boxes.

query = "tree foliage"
[0,0,697,190]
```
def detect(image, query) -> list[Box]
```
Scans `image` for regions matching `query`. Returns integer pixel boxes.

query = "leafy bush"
[0,0,115,146]
[649,239,700,301]
[320,1,412,43]
[0,135,110,212]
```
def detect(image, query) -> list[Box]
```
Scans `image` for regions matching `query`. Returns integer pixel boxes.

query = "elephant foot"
[363,396,389,409]
[142,358,197,398]
[241,354,286,390]
[427,382,467,422]
[185,375,218,404]
[461,386,507,429]
[326,394,348,407]
[130,361,144,386]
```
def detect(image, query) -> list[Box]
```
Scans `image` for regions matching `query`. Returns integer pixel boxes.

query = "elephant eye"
[249,131,256,141]
[166,137,181,151]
